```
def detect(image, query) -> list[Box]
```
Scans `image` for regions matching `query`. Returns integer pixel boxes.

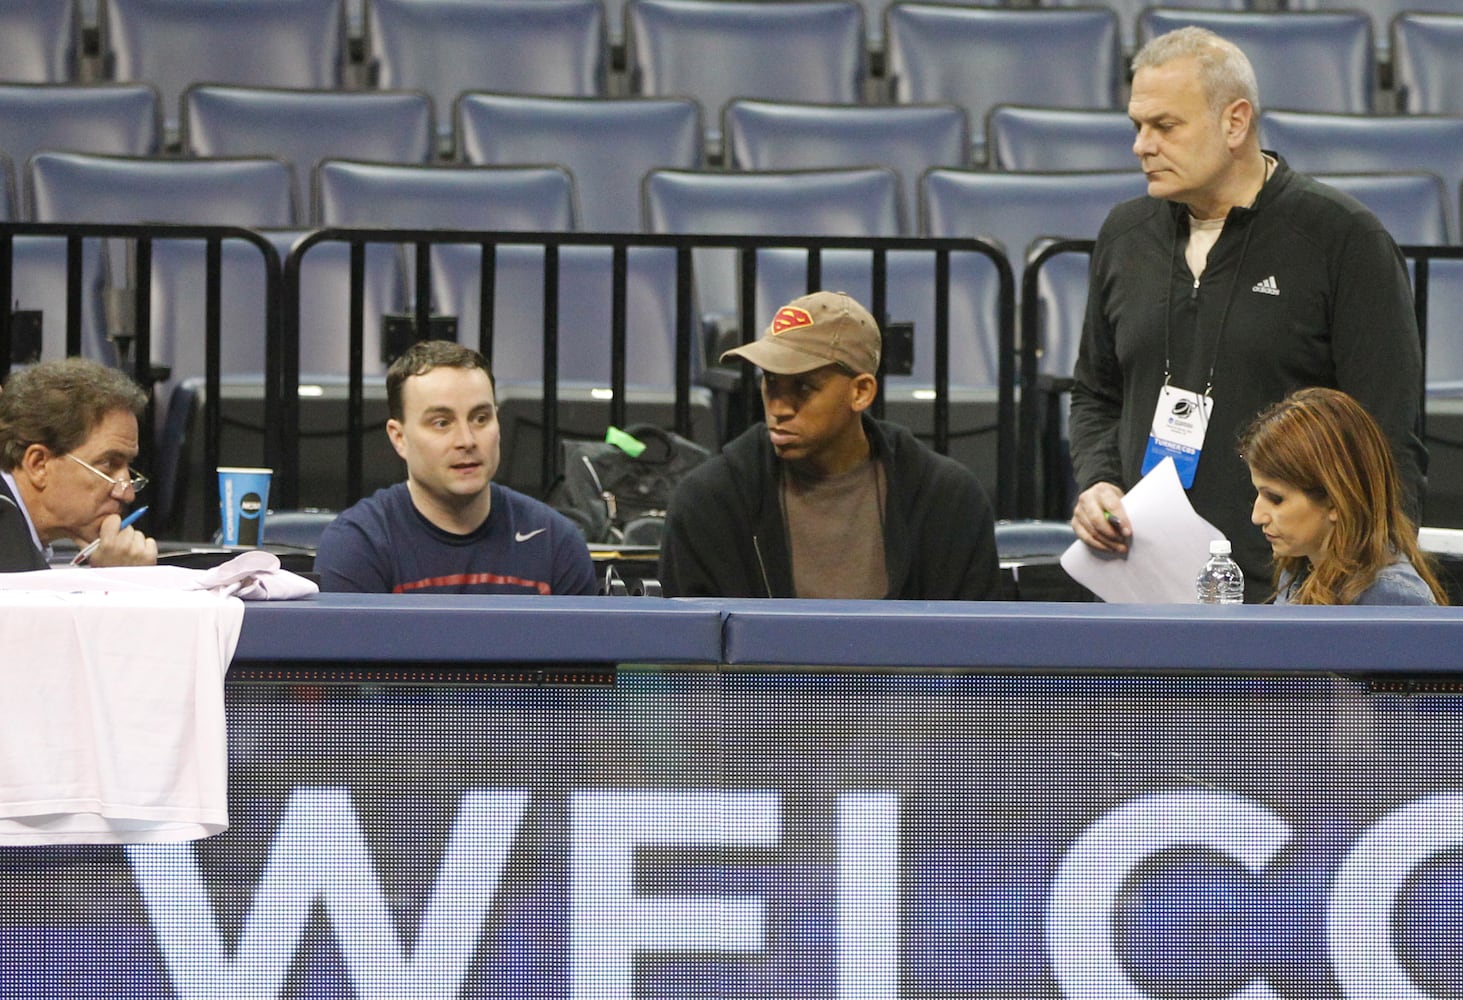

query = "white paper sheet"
[1060,457,1226,604]
[0,550,317,600]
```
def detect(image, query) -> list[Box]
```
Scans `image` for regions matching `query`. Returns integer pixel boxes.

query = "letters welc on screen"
[2,673,1459,1000]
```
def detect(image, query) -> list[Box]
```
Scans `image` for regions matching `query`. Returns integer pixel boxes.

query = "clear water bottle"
[1196,539,1245,604]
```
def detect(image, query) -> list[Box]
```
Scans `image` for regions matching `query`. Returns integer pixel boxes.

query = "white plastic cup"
[218,467,273,546]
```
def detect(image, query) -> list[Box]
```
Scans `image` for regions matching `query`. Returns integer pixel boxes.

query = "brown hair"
[0,358,147,471]
[1240,387,1446,605]
[385,339,495,422]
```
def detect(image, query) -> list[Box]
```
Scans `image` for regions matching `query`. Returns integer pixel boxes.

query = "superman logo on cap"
[770,306,814,335]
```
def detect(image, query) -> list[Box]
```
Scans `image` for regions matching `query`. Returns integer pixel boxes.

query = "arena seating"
[183,85,435,216]
[626,0,866,157]
[0,0,78,83]
[0,83,158,194]
[1261,109,1463,241]
[642,165,902,337]
[1136,8,1376,113]
[367,0,608,152]
[103,0,346,140]
[723,98,969,232]
[1392,13,1463,115]
[884,5,1123,163]
[985,105,1134,173]
[1041,0,1252,54]
[456,93,702,234]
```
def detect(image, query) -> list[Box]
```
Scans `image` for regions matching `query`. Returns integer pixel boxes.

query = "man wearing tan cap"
[658,291,1000,599]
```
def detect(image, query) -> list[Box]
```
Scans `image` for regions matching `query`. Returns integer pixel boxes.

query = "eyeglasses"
[65,453,149,496]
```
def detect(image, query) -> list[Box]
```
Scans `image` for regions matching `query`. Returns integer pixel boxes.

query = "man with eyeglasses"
[658,290,1001,599]
[0,357,155,571]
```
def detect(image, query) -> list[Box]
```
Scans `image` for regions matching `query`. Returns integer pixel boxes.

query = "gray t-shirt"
[782,459,887,599]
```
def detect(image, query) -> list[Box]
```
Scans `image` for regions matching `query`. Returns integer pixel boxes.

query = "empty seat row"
[13,151,1460,381]
[10,80,1463,246]
[989,104,1463,242]
[4,152,1140,387]
[9,2,1463,158]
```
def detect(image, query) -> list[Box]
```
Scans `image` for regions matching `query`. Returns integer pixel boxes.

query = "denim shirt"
[1275,557,1437,606]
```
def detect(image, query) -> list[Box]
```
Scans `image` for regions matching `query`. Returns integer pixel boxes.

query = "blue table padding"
[717,599,1463,672]
[238,596,1463,672]
[237,594,725,663]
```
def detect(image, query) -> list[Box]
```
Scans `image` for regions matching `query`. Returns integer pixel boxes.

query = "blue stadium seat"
[0,84,158,197]
[923,167,1147,511]
[920,169,1147,284]
[314,158,712,494]
[22,152,298,532]
[29,152,295,229]
[1393,13,1463,115]
[642,166,902,336]
[103,0,346,140]
[884,5,1122,164]
[1260,110,1463,242]
[861,0,1000,55]
[924,168,1141,380]
[723,99,969,232]
[184,85,436,218]
[456,93,702,233]
[986,105,1134,173]
[25,152,297,380]
[1040,0,1251,54]
[920,168,1140,351]
[2,150,97,374]
[314,160,576,231]
[481,243,719,494]
[312,159,577,378]
[0,0,79,82]
[1313,172,1449,248]
[626,0,866,156]
[368,0,608,152]
[1136,8,1375,114]
[1287,0,1461,63]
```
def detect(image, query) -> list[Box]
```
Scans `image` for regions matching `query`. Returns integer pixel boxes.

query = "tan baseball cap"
[720,290,881,376]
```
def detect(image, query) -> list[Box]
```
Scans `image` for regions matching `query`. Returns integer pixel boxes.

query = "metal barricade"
[0,221,283,540]
[283,230,1019,517]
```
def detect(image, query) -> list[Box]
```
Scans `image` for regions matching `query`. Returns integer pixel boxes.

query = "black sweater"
[1069,154,1425,598]
[658,414,1001,600]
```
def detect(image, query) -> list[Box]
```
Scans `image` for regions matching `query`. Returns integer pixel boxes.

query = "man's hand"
[1071,482,1132,555]
[88,512,158,567]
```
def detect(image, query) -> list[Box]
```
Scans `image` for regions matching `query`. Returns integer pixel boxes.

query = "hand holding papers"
[1060,457,1225,603]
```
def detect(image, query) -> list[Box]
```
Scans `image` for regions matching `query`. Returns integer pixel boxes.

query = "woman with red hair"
[1240,387,1447,605]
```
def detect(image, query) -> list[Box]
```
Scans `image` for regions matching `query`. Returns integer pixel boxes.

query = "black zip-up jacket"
[658,414,1001,599]
[1070,153,1425,599]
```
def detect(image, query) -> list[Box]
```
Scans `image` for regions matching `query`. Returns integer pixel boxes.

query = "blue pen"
[72,505,150,565]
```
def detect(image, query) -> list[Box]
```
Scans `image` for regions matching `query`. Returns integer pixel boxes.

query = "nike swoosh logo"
[514,528,547,542]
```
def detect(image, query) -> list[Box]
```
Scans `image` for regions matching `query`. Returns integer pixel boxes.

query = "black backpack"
[548,425,711,544]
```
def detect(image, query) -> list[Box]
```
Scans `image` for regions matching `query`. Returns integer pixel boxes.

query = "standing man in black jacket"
[1068,26,1425,600]
[659,290,1001,600]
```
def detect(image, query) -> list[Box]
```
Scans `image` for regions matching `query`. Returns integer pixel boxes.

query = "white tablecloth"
[0,590,244,845]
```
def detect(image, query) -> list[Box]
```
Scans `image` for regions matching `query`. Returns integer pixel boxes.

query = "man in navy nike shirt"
[315,340,596,595]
